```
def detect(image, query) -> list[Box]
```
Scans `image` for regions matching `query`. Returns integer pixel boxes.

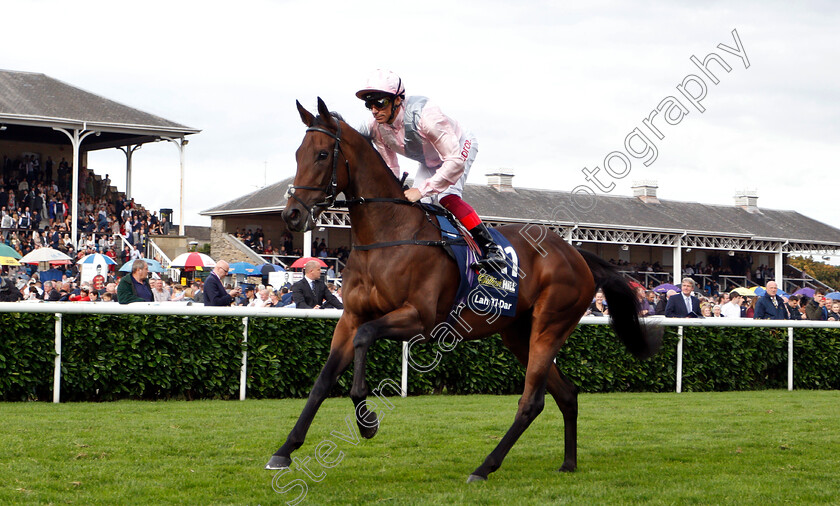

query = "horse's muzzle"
[281,205,314,233]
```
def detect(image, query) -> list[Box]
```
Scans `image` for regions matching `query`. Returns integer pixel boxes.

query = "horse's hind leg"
[468,317,577,482]
[546,364,579,472]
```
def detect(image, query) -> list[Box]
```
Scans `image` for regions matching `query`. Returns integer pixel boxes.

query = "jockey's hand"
[404,188,422,202]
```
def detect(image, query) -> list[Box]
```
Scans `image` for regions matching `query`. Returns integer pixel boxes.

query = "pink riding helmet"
[355,69,406,99]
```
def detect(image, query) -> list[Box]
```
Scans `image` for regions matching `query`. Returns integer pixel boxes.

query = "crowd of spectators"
[1,153,172,263]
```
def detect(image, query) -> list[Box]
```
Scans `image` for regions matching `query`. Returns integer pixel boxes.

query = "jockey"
[356,69,506,270]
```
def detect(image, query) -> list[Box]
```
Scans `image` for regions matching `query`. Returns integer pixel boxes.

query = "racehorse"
[267,98,662,482]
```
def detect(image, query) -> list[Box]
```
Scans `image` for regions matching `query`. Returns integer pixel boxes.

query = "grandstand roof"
[0,69,199,149]
[200,176,840,246]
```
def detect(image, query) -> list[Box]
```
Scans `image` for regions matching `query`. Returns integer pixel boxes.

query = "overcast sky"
[5,0,840,235]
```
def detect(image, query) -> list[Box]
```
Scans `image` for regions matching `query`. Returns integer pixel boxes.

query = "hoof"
[358,412,379,439]
[467,474,487,483]
[359,419,379,439]
[558,462,576,473]
[265,455,291,470]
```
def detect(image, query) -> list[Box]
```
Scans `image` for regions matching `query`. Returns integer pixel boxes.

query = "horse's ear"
[316,97,334,126]
[297,100,315,127]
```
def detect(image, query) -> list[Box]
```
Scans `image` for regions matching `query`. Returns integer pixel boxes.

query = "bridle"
[284,118,348,223]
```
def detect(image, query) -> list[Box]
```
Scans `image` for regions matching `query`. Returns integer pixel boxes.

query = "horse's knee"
[353,323,378,350]
[517,394,545,423]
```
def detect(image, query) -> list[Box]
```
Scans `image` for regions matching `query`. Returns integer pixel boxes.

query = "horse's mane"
[312,111,403,187]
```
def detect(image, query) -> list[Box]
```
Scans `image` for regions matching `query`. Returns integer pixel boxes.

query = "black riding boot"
[469,223,507,270]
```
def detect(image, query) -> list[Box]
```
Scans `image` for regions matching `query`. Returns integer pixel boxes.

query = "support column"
[118,144,142,199]
[775,246,784,290]
[160,137,189,236]
[672,239,683,286]
[304,230,312,258]
[53,127,98,249]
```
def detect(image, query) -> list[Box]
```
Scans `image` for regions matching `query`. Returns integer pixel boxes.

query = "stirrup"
[471,247,507,271]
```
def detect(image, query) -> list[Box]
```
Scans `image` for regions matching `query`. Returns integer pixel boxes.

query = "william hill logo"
[477,273,516,293]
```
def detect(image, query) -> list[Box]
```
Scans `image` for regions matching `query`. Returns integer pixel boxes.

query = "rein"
[288,118,464,251]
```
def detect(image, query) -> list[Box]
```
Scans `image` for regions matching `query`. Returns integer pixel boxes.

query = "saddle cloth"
[435,213,520,318]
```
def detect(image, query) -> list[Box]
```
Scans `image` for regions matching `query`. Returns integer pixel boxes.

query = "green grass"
[2,391,839,504]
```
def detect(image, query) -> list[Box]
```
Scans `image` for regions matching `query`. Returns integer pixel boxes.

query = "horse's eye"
[317,150,329,161]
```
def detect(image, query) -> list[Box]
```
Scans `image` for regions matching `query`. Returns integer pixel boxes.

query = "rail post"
[53,313,62,404]
[676,326,684,393]
[240,317,248,400]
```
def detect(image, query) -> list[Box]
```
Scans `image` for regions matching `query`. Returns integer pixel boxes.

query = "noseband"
[285,119,348,221]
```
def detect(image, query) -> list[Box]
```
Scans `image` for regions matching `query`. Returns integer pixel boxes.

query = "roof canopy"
[0,69,199,149]
[201,176,840,252]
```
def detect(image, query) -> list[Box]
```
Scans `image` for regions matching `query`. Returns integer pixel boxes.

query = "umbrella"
[0,243,22,260]
[652,283,678,294]
[77,253,117,266]
[228,261,258,275]
[119,258,165,273]
[826,292,840,301]
[753,286,789,297]
[793,287,815,298]
[0,256,20,266]
[170,252,216,269]
[19,247,73,264]
[258,263,286,275]
[732,287,756,296]
[289,256,328,269]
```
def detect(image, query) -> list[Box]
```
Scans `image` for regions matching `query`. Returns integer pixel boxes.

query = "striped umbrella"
[170,252,216,270]
[77,253,118,266]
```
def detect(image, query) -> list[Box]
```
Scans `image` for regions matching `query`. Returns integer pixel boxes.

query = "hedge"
[1,313,839,401]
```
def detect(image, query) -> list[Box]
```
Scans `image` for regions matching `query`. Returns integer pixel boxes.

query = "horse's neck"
[344,136,425,244]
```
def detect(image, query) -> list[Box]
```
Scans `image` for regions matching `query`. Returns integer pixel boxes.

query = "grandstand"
[202,175,840,293]
[0,69,202,265]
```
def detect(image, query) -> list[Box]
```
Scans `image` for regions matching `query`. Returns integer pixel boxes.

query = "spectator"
[635,286,652,317]
[279,286,293,307]
[586,290,608,316]
[291,260,343,309]
[711,304,722,317]
[0,276,22,302]
[204,260,241,306]
[786,295,802,320]
[151,279,170,302]
[827,301,840,322]
[700,303,712,318]
[754,281,790,320]
[665,278,701,318]
[721,292,743,318]
[655,289,676,316]
[249,288,271,308]
[805,289,827,321]
[117,259,153,304]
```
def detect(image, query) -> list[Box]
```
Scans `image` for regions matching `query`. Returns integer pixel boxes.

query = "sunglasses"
[365,97,391,110]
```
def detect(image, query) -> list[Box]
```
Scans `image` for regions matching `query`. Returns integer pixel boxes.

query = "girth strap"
[354,237,466,251]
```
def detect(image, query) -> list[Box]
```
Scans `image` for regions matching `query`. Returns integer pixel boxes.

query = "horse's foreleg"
[349,305,423,439]
[265,318,355,470]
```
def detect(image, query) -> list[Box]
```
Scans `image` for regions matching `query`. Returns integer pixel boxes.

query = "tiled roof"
[0,69,198,134]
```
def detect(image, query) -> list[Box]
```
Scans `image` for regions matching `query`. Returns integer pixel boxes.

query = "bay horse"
[267,98,661,482]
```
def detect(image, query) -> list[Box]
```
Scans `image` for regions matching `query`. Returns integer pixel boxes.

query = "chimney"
[734,189,759,213]
[486,170,516,192]
[632,180,659,204]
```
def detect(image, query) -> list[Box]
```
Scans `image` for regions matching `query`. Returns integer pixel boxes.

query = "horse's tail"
[578,249,663,359]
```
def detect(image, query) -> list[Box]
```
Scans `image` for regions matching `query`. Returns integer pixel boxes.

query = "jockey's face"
[370,96,401,124]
